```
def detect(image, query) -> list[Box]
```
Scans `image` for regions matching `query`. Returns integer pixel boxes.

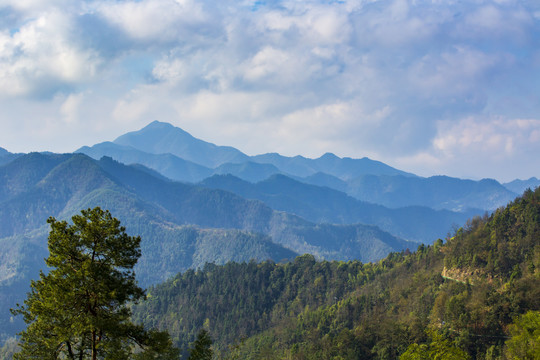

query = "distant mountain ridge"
[251,151,415,179]
[344,174,517,211]
[200,174,475,243]
[0,152,413,270]
[77,121,413,181]
[504,177,540,194]
[0,147,22,167]
[77,141,213,182]
[77,121,521,212]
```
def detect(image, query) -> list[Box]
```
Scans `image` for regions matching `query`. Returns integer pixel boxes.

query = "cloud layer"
[0,0,539,181]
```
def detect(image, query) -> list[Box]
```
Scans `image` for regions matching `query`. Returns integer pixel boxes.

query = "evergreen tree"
[400,329,471,360]
[11,207,179,360]
[188,329,213,360]
[504,311,540,360]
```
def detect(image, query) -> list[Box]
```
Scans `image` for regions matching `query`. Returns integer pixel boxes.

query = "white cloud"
[60,92,84,124]
[408,46,503,97]
[433,117,540,157]
[0,10,101,97]
[152,57,187,83]
[0,0,539,181]
[96,0,215,44]
[0,0,75,14]
[462,4,533,41]
[396,116,540,180]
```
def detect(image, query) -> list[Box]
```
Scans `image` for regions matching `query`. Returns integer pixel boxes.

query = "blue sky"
[0,0,539,182]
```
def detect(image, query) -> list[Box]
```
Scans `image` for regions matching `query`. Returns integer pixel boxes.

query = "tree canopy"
[505,311,540,360]
[187,329,213,360]
[11,207,179,359]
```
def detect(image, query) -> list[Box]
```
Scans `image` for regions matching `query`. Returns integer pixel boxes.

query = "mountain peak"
[113,121,249,168]
[116,121,193,143]
[145,120,176,130]
[319,152,339,160]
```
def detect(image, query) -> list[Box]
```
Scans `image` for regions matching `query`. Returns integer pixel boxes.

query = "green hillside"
[0,153,411,344]
[132,188,540,359]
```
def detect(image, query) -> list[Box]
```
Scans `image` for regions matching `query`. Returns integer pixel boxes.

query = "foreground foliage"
[11,207,179,359]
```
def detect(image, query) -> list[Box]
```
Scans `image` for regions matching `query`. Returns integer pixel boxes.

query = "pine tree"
[188,329,213,360]
[11,207,179,359]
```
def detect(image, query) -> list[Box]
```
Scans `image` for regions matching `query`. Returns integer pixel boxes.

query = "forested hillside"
[0,153,411,344]
[132,187,540,359]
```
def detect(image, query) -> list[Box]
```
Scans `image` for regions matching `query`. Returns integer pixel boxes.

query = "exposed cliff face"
[441,266,495,285]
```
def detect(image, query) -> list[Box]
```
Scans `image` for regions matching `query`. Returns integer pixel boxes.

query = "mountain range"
[199,174,476,243]
[0,152,414,341]
[76,121,536,211]
[0,120,539,347]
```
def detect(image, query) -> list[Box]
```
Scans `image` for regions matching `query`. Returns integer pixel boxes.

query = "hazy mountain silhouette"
[77,141,213,182]
[200,173,476,243]
[251,151,415,179]
[504,177,540,194]
[345,174,517,211]
[78,121,519,212]
[113,120,250,168]
[0,147,22,167]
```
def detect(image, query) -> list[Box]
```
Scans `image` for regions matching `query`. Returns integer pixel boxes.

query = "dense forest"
[0,152,412,342]
[2,187,538,358]
[131,187,540,359]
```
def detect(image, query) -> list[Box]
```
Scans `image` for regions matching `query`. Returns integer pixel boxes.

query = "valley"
[0,121,538,359]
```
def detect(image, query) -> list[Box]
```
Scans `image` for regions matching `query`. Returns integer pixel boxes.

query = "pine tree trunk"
[92,330,97,360]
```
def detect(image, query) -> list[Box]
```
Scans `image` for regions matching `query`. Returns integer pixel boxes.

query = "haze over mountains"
[77,121,536,211]
[1,120,539,345]
[0,152,412,340]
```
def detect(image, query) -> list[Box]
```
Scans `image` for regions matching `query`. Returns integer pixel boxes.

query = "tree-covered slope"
[0,153,411,344]
[132,188,540,359]
[0,152,70,203]
[96,156,413,262]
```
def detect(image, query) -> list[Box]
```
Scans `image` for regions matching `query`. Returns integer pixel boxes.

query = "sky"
[0,0,539,182]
